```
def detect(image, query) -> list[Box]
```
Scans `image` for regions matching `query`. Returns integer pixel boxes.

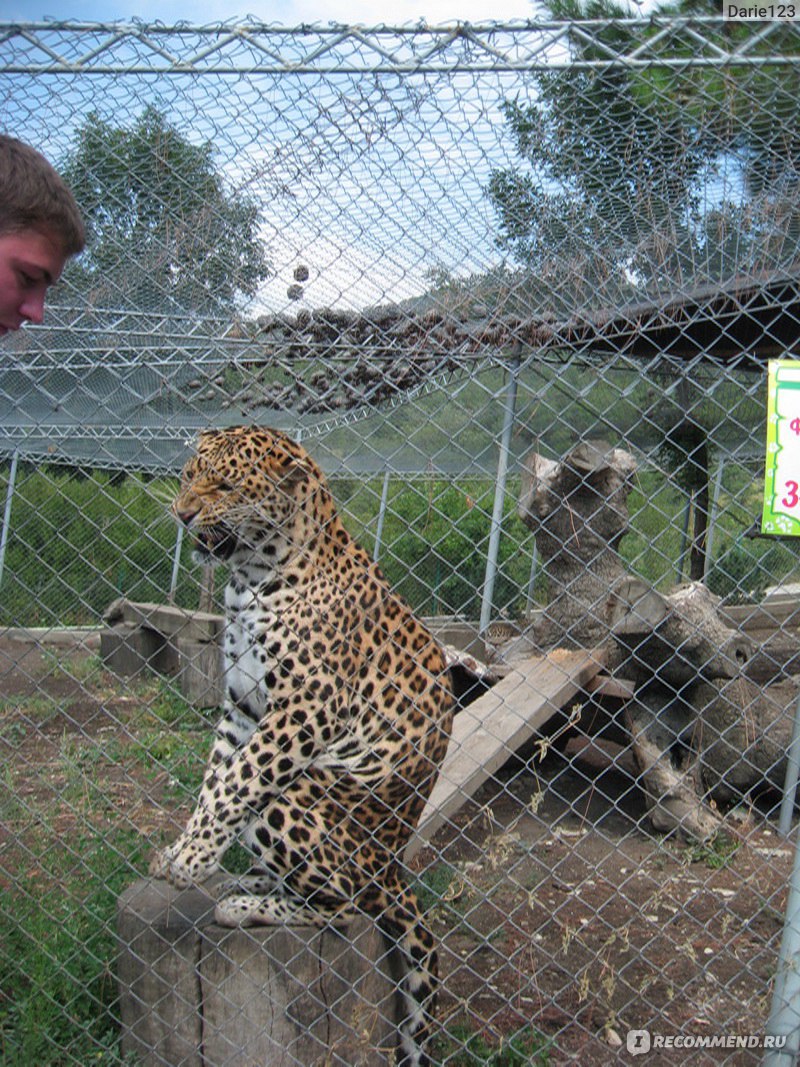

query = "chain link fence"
[2,15,800,1065]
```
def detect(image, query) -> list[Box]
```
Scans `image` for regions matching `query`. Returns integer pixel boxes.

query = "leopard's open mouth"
[192,523,238,561]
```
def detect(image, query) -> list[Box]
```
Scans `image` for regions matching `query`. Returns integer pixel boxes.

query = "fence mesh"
[2,15,800,1066]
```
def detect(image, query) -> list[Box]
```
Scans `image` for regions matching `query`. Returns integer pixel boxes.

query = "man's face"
[0,228,67,335]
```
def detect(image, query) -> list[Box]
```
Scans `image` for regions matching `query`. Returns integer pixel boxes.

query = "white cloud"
[256,227,431,313]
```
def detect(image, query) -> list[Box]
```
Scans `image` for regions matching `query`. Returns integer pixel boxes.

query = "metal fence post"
[676,490,693,581]
[0,449,19,591]
[779,688,800,837]
[480,349,520,634]
[764,819,800,1064]
[704,458,725,577]
[169,524,184,604]
[373,469,390,564]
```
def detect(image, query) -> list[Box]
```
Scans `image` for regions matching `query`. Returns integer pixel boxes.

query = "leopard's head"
[173,426,333,564]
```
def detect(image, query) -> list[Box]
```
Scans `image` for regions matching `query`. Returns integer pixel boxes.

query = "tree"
[488,0,800,308]
[487,0,724,315]
[61,106,269,314]
[487,0,800,577]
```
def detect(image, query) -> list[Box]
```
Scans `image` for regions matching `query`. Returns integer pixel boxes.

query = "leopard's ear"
[274,454,318,491]
[261,434,323,488]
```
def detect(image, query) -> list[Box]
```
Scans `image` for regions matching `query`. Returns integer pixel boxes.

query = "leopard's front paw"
[149,836,218,889]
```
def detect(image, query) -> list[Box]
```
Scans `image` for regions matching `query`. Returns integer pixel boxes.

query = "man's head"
[0,135,85,334]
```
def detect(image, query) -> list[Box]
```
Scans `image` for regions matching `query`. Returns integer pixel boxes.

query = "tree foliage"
[486,0,800,575]
[62,106,269,313]
[487,0,800,314]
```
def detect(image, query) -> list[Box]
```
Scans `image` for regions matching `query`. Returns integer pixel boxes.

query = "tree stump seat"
[116,877,402,1066]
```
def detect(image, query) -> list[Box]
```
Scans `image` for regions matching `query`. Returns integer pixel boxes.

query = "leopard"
[150,425,455,1066]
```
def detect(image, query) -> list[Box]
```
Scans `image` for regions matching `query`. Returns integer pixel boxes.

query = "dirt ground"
[0,632,792,1066]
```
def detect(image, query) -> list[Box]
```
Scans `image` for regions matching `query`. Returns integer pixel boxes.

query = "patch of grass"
[221,840,258,876]
[684,832,740,870]
[0,826,147,1065]
[0,694,62,726]
[0,719,28,746]
[116,725,210,812]
[57,735,114,810]
[415,863,461,912]
[0,763,29,824]
[135,678,200,729]
[40,649,107,687]
[436,1023,552,1065]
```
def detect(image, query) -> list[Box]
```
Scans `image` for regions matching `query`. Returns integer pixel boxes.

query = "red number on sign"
[783,481,800,508]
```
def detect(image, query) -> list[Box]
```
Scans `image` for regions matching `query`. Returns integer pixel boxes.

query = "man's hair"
[0,135,85,257]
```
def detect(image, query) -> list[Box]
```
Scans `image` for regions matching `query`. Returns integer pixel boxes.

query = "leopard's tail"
[371,869,438,1067]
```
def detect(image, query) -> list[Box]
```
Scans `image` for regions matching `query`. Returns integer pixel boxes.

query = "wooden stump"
[117,877,402,1067]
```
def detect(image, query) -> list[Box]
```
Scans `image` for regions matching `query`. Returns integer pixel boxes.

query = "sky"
[0,0,539,26]
[0,0,549,312]
[0,0,651,313]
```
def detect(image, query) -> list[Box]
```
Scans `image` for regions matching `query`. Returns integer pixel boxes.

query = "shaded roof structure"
[554,270,800,364]
[1,268,794,474]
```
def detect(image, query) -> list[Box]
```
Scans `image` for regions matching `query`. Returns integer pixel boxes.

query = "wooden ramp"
[406,648,605,860]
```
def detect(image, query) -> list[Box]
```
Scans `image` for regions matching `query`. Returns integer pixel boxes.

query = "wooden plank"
[115,600,223,642]
[585,673,636,700]
[720,599,800,632]
[406,648,604,859]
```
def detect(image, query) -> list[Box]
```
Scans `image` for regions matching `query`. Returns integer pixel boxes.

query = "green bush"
[0,459,785,628]
[338,477,536,620]
[0,465,196,626]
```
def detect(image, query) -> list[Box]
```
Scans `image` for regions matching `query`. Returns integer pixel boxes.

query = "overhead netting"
[2,15,800,1067]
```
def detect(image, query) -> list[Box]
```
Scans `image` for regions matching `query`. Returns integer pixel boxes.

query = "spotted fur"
[150,426,454,1065]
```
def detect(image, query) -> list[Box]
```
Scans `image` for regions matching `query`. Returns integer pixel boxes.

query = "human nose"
[20,289,47,325]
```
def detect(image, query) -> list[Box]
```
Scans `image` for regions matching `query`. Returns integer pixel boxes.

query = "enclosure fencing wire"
[1,15,800,1066]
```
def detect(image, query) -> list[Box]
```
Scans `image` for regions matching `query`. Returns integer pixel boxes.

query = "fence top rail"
[2,18,800,75]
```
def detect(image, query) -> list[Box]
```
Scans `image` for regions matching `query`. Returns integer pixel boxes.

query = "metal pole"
[763,814,800,1064]
[676,491,693,582]
[704,459,725,578]
[169,524,185,603]
[779,688,800,837]
[0,450,20,591]
[525,541,539,617]
[480,350,520,634]
[373,469,390,564]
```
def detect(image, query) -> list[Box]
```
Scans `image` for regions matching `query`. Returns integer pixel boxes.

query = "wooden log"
[117,877,401,1067]
[623,705,721,841]
[563,734,639,775]
[721,597,800,631]
[175,638,224,708]
[201,920,401,1066]
[517,440,637,648]
[609,579,752,686]
[100,623,178,679]
[697,676,798,803]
